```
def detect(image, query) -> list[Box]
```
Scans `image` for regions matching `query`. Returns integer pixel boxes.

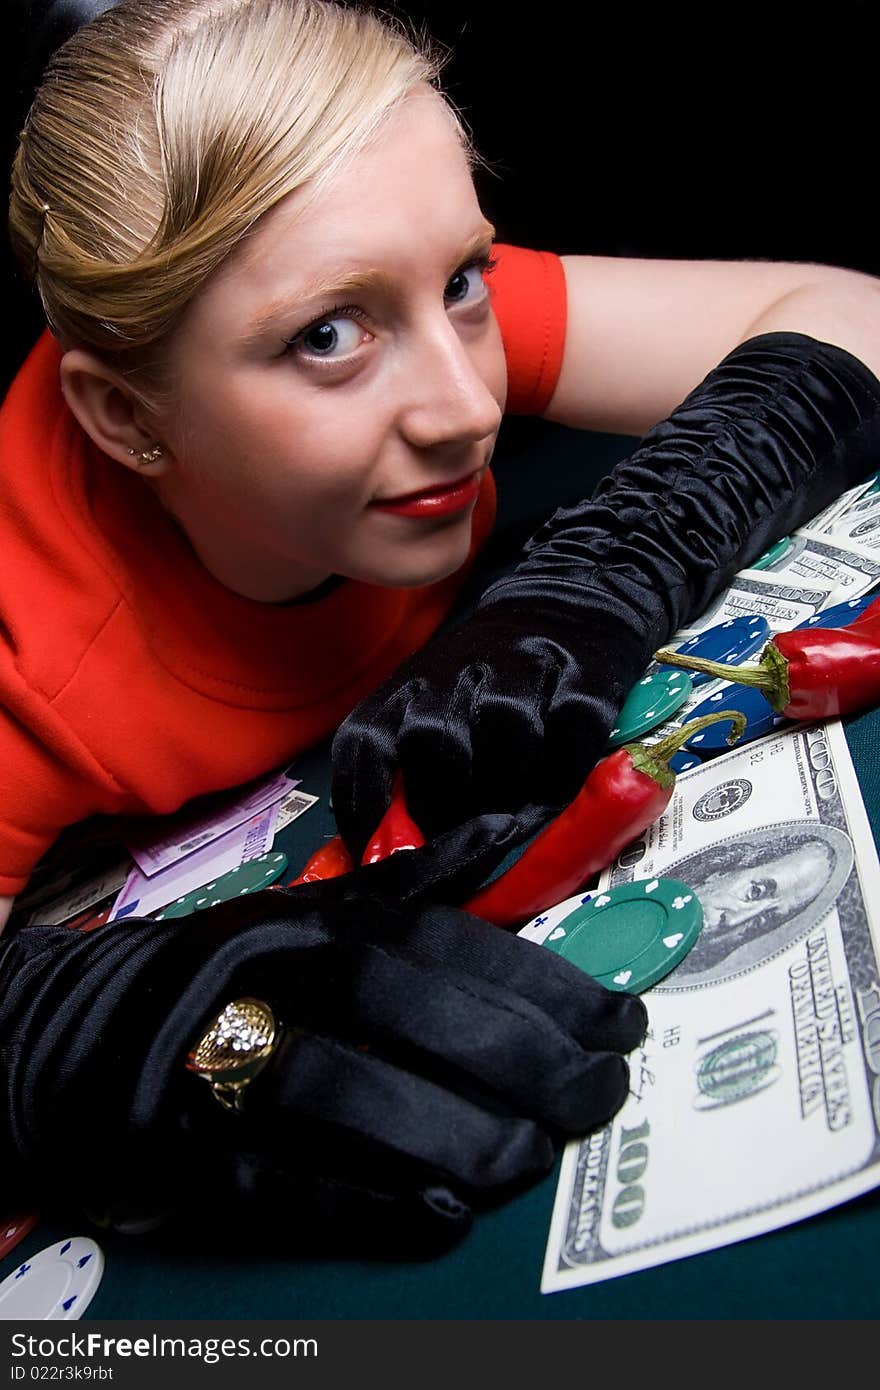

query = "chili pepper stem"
[624,710,747,786]
[653,642,791,712]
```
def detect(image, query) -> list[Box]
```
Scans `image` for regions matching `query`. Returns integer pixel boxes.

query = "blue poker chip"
[668,749,705,774]
[685,683,788,751]
[795,593,879,630]
[655,615,770,689]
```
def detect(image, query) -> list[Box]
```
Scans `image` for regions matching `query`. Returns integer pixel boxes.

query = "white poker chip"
[517,891,592,945]
[0,1237,104,1320]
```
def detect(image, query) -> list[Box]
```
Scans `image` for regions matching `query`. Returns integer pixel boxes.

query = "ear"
[59,348,174,477]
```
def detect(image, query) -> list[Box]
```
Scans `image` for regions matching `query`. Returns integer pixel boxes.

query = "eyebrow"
[241,221,497,344]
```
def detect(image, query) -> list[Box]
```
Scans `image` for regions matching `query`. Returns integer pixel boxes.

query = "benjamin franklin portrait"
[656,819,854,989]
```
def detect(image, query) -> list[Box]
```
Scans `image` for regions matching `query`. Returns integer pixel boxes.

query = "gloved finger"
[188,1151,474,1259]
[391,654,584,838]
[330,681,417,860]
[391,664,487,835]
[535,633,644,805]
[251,1029,556,1194]
[341,936,637,1133]
[332,670,485,851]
[386,899,649,1058]
[462,641,562,816]
[328,756,393,868]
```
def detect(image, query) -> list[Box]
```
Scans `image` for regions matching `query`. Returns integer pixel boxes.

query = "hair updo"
[8,0,480,410]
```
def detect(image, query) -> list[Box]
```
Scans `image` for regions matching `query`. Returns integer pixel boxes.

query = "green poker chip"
[751,535,792,571]
[542,877,703,993]
[857,471,880,497]
[607,670,693,748]
[155,852,289,919]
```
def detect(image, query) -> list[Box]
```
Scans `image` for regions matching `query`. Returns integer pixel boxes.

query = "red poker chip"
[0,1209,40,1261]
[67,901,113,933]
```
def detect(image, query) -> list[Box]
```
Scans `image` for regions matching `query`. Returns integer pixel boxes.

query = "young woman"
[1,0,879,1251]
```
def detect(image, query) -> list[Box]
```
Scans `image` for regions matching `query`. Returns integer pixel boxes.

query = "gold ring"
[185,997,281,1113]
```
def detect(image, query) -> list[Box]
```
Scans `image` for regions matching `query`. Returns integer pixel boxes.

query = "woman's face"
[150,87,507,600]
[698,843,833,933]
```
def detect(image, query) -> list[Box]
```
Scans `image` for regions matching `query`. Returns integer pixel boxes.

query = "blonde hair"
[8,0,483,410]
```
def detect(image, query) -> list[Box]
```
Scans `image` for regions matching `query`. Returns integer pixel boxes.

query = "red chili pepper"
[462,711,746,929]
[654,605,880,720]
[288,835,354,886]
[360,770,426,864]
[290,772,425,885]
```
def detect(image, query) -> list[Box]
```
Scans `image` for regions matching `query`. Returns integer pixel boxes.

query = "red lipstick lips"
[370,470,481,519]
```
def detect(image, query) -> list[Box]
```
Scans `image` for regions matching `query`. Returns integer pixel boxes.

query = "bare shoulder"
[544,253,880,436]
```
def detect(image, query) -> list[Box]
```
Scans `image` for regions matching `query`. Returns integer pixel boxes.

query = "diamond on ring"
[186,997,280,1112]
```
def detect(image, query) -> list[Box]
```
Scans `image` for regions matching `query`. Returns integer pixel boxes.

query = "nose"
[396,317,503,453]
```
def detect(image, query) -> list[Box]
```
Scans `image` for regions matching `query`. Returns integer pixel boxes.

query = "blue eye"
[445,257,496,305]
[281,253,497,362]
[293,311,368,359]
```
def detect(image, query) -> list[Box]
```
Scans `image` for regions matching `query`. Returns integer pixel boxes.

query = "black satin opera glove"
[0,877,646,1256]
[331,332,880,875]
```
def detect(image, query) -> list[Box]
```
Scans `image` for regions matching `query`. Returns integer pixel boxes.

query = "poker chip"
[155,851,289,919]
[68,901,113,933]
[685,683,787,750]
[655,615,770,689]
[751,535,793,570]
[668,749,704,774]
[0,1237,103,1320]
[608,670,692,748]
[521,878,703,993]
[795,593,878,630]
[0,1210,39,1262]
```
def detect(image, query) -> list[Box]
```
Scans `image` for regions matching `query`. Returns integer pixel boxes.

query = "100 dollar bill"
[536,721,880,1292]
[672,574,834,642]
[760,527,880,605]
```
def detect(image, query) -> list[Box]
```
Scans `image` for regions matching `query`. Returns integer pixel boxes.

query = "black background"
[4,0,880,394]
[395,1,880,270]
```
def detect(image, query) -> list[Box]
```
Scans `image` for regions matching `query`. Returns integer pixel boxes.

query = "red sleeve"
[0,652,124,897]
[487,243,568,416]
[0,705,98,896]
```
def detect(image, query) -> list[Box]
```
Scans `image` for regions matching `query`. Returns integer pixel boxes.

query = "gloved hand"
[0,873,646,1256]
[331,332,880,868]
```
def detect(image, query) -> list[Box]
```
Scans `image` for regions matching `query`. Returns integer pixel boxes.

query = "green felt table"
[4,419,879,1319]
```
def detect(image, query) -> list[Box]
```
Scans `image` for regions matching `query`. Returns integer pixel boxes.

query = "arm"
[0,898,12,933]
[545,254,880,435]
